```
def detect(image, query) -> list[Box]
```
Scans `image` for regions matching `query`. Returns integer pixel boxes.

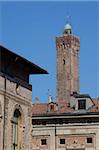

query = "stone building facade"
[0,23,99,150]
[32,96,99,150]
[0,46,47,150]
[0,75,32,150]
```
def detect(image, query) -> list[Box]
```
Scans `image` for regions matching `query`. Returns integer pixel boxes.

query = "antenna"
[47,89,52,101]
[35,96,40,104]
[47,89,50,98]
[66,13,71,25]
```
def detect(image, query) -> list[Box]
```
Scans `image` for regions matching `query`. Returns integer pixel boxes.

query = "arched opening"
[12,109,22,150]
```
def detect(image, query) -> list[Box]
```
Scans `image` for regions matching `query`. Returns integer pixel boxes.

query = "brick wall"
[56,35,80,103]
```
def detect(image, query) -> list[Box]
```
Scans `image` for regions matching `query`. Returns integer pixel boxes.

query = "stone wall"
[0,75,32,150]
[32,123,99,150]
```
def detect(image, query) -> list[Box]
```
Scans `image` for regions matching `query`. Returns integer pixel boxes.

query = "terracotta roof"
[32,103,48,114]
[32,100,74,115]
[88,98,99,112]
[56,100,74,113]
[32,98,99,116]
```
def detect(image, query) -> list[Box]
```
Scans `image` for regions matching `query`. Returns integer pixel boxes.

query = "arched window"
[12,109,21,150]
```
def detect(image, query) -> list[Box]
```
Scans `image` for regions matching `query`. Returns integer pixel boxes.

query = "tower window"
[87,137,92,143]
[63,59,65,65]
[41,139,47,145]
[78,99,86,110]
[60,138,65,144]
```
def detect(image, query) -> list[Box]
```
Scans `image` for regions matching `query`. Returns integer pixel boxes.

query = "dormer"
[70,93,94,112]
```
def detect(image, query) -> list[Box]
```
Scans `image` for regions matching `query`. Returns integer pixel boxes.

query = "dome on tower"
[64,23,72,35]
[64,23,72,30]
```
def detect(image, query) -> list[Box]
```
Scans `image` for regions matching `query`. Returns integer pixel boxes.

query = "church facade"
[0,23,99,150]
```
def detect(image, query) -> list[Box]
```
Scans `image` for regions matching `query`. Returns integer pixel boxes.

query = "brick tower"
[56,23,80,103]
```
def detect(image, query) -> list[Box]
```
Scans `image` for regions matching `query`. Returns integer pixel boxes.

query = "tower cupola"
[64,23,72,35]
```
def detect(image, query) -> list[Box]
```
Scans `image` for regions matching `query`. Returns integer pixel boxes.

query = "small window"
[60,138,65,144]
[78,99,86,110]
[63,59,65,65]
[87,137,92,143]
[41,139,47,145]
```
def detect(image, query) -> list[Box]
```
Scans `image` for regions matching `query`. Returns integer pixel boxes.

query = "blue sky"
[0,1,99,102]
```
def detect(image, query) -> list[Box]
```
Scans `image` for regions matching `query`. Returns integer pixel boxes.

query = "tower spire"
[66,14,71,24]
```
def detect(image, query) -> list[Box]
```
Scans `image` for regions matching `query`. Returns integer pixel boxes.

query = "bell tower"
[56,23,80,103]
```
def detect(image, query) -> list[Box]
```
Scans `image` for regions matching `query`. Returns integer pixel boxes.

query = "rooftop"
[32,98,99,117]
[0,45,48,89]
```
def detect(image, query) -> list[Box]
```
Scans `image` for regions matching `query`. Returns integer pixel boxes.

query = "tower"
[56,23,80,103]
